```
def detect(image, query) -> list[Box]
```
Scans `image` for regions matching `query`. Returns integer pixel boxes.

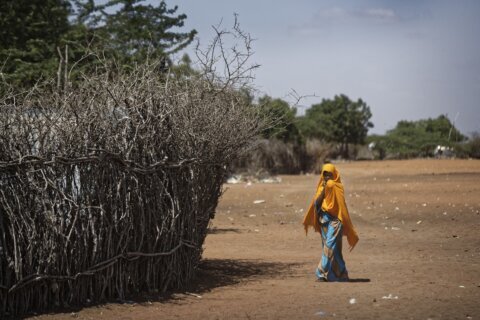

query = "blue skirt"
[315,210,349,282]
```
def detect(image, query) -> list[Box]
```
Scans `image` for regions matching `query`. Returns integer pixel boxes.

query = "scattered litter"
[459,285,465,288]
[248,214,256,218]
[295,208,304,213]
[253,200,265,204]
[260,176,282,184]
[226,176,241,184]
[422,203,427,207]
[382,294,398,300]
[314,310,327,317]
[349,298,356,304]
[416,220,422,224]
[226,175,282,185]
[391,227,400,231]
[395,207,400,211]
[185,292,202,298]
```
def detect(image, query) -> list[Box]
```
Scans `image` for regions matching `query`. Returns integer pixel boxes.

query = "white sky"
[165,0,480,135]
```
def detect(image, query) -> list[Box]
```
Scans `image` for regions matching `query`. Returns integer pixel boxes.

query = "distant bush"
[455,133,480,159]
[232,138,333,174]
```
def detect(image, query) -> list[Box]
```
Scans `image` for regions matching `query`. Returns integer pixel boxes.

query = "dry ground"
[31,159,480,320]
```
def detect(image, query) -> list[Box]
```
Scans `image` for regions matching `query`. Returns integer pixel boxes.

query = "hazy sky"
[166,0,480,135]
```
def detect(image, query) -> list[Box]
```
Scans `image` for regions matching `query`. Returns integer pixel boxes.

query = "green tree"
[76,0,197,67]
[369,115,466,158]
[423,114,465,142]
[1,0,197,88]
[258,95,303,144]
[298,94,373,158]
[169,53,198,78]
[0,0,72,86]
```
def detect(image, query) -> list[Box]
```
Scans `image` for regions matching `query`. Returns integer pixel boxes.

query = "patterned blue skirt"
[315,210,349,282]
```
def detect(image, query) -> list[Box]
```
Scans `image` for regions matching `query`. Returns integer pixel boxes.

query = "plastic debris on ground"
[253,200,266,204]
[260,176,282,183]
[226,176,241,184]
[185,292,202,298]
[225,174,281,185]
[382,293,399,300]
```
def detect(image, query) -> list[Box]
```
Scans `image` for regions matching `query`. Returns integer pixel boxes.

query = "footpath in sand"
[32,159,480,320]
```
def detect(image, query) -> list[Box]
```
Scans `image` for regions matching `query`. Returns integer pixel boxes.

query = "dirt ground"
[31,159,480,320]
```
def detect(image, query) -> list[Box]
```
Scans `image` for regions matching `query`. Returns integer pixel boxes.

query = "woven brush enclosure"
[0,58,262,316]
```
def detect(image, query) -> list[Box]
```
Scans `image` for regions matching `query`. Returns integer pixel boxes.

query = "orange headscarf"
[302,163,359,250]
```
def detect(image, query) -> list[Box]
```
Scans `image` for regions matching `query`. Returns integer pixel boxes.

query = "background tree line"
[255,95,479,170]
[1,0,478,175]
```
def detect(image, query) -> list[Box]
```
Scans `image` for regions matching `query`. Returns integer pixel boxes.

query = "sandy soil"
[30,159,480,320]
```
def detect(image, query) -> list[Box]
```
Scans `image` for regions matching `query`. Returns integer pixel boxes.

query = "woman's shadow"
[348,278,371,283]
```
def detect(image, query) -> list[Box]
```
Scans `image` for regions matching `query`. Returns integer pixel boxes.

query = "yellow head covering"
[302,163,359,250]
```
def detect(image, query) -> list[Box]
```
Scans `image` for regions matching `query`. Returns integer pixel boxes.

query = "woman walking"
[303,163,359,282]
